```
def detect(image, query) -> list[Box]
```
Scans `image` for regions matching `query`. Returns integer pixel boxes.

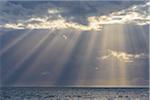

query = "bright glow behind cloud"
[88,2,150,25]
[0,17,103,31]
[0,2,149,30]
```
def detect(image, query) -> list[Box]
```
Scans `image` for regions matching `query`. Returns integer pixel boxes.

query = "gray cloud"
[0,1,149,30]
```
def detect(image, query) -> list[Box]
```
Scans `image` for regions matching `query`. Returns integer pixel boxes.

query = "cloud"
[0,2,103,30]
[87,2,150,25]
[62,34,68,40]
[0,2,64,23]
[0,1,149,30]
[100,49,148,63]
[0,16,103,31]
[0,23,24,29]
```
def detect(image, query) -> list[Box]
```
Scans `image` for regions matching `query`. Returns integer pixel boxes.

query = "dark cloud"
[0,1,147,25]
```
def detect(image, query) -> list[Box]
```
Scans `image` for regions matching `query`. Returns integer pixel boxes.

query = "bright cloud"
[88,2,150,25]
[48,9,63,14]
[0,2,149,30]
[100,49,147,63]
[0,17,103,31]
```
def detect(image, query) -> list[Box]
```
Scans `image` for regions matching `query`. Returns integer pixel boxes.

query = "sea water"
[0,87,149,100]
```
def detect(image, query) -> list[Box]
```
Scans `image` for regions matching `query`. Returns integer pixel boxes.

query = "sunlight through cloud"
[1,2,149,31]
[100,49,147,63]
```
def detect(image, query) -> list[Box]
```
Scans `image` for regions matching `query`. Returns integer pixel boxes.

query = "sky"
[0,0,149,87]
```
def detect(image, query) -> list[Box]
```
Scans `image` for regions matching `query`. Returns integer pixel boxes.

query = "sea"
[0,87,149,100]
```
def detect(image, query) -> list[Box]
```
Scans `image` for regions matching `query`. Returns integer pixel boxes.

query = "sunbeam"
[1,1,149,87]
[15,29,82,86]
[98,24,129,86]
[0,30,33,56]
[2,30,54,85]
[77,31,98,85]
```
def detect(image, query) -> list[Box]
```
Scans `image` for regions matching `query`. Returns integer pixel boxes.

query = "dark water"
[0,87,149,100]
